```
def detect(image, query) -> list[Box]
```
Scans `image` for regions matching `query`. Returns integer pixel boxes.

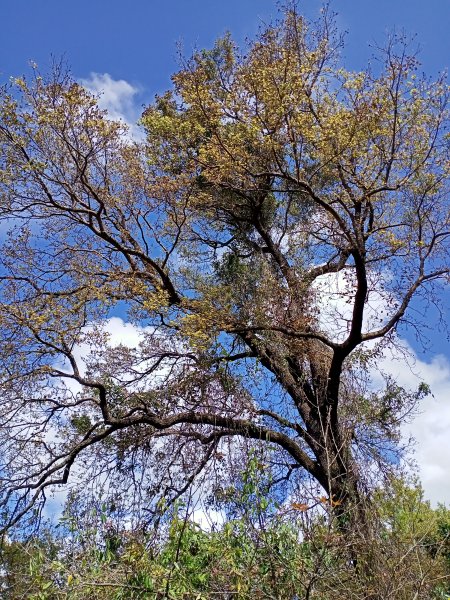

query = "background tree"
[0,5,448,537]
[1,475,449,599]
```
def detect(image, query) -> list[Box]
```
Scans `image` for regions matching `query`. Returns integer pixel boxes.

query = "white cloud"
[95,317,450,508]
[72,316,148,364]
[52,316,150,391]
[49,309,450,512]
[314,270,450,505]
[80,72,143,139]
[376,346,450,506]
[43,317,160,521]
[314,269,392,343]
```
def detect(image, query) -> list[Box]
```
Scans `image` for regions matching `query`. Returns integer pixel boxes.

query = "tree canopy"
[0,6,448,536]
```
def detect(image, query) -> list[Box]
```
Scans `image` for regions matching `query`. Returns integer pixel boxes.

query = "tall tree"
[0,7,448,533]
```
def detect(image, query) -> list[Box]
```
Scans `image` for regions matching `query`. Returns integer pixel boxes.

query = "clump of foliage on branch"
[0,1,448,555]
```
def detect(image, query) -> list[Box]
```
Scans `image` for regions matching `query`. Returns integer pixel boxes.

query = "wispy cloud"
[80,72,143,139]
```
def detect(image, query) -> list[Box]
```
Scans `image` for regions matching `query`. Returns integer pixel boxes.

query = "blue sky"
[1,1,450,502]
[2,1,450,88]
